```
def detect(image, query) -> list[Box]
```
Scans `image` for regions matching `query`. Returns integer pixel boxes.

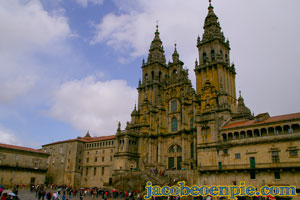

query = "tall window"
[159,71,162,82]
[168,157,174,169]
[250,157,255,168]
[272,151,280,163]
[171,100,177,112]
[190,142,194,159]
[172,117,178,132]
[168,144,182,170]
[289,149,298,157]
[211,50,215,60]
[190,118,194,129]
[250,171,256,179]
[218,162,222,171]
[203,52,207,63]
[177,156,182,170]
[274,171,280,179]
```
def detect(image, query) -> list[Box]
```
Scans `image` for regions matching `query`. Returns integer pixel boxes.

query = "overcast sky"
[0,0,299,148]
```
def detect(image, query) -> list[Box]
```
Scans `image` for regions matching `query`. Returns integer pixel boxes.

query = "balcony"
[198,161,300,172]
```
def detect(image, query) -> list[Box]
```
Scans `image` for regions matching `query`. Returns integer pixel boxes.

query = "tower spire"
[172,43,179,63]
[146,24,166,65]
[201,0,225,43]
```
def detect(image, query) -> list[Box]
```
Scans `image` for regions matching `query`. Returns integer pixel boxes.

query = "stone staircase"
[112,170,193,192]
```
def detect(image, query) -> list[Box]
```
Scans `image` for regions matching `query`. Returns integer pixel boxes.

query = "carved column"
[148,139,152,164]
[124,136,129,152]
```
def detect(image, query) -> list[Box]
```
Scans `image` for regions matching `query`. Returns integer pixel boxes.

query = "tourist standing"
[80,191,84,200]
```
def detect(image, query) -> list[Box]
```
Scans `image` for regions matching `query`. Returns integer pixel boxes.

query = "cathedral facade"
[41,2,300,195]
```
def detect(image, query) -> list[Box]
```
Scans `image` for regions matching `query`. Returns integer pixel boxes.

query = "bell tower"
[195,1,237,114]
[138,25,168,109]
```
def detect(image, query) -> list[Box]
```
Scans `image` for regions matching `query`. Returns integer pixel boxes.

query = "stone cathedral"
[22,1,300,195]
[115,1,238,174]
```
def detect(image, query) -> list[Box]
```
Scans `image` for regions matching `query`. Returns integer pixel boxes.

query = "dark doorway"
[30,177,36,185]
[177,156,182,170]
[168,157,174,169]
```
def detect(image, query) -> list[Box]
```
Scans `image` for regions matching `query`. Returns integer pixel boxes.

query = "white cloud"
[0,0,72,103]
[91,0,203,60]
[76,0,104,8]
[0,0,70,54]
[91,0,300,116]
[0,125,21,146]
[49,76,138,136]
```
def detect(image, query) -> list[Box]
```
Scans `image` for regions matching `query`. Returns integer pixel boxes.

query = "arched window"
[169,145,175,153]
[203,52,207,63]
[169,144,182,153]
[173,69,177,74]
[172,117,178,132]
[211,50,215,60]
[145,73,148,81]
[190,118,194,129]
[151,71,154,80]
[190,142,194,158]
[177,145,182,152]
[171,100,177,112]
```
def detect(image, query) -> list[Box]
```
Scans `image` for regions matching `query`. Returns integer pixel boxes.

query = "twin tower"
[137,2,237,120]
[114,2,250,174]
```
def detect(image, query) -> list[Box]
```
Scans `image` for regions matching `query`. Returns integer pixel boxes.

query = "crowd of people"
[0,185,20,200]
[28,184,142,200]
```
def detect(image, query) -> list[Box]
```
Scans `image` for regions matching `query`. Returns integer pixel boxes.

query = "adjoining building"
[39,1,300,196]
[0,143,49,187]
[42,133,115,188]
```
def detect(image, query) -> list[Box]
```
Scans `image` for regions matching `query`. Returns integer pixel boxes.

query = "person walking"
[80,191,84,200]
[1,193,7,200]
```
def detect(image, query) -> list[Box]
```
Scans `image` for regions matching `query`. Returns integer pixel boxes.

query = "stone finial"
[85,130,91,138]
[117,121,121,133]
[172,43,179,63]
